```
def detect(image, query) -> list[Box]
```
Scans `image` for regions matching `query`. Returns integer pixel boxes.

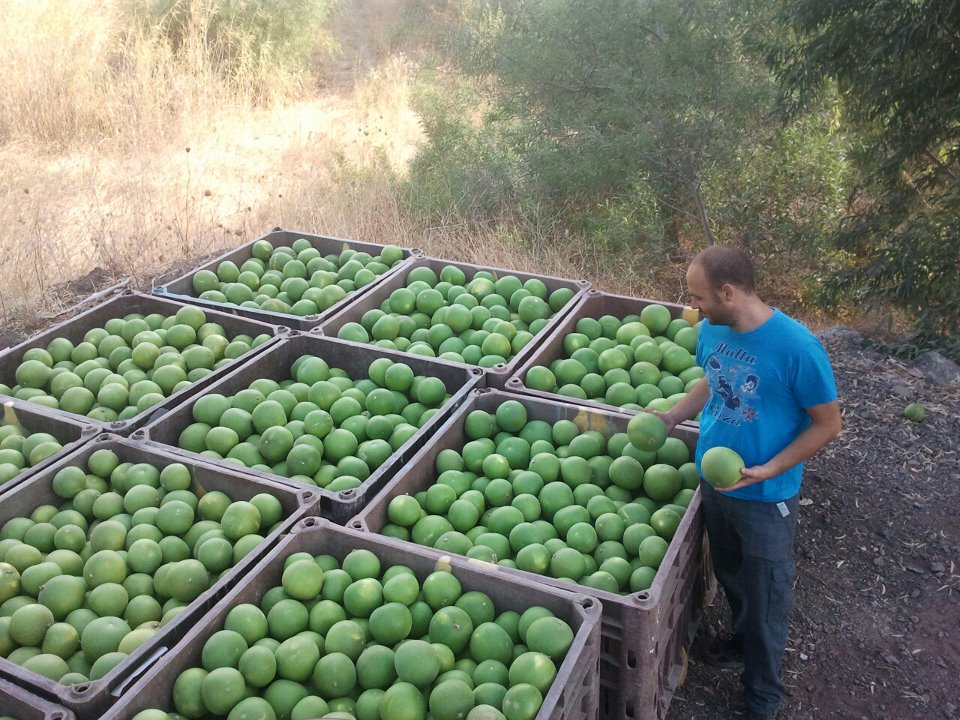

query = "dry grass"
[0,0,689,339]
[0,1,411,319]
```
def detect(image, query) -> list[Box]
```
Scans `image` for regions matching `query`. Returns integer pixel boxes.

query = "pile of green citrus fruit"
[382,403,695,596]
[0,423,65,487]
[0,450,282,685]
[175,355,452,492]
[190,239,407,318]
[521,304,704,413]
[335,265,576,368]
[127,548,576,720]
[0,306,272,424]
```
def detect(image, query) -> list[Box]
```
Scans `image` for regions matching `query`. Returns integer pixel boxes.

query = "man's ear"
[719,282,736,301]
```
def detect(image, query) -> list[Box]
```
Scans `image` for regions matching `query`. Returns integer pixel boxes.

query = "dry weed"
[0,0,679,338]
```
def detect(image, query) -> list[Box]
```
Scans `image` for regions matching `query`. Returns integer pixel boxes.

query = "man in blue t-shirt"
[661,245,840,720]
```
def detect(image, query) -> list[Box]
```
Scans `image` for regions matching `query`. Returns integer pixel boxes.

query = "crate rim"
[135,332,484,523]
[349,386,700,609]
[316,255,592,384]
[504,288,702,424]
[0,432,322,716]
[99,517,602,720]
[0,291,286,436]
[152,228,423,330]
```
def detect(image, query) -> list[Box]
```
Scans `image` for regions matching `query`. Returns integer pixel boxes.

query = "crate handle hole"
[627,649,637,668]
[580,597,596,609]
[351,520,363,529]
[73,683,91,695]
[301,517,318,527]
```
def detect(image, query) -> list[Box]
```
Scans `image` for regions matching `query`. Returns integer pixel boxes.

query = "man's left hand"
[716,464,776,492]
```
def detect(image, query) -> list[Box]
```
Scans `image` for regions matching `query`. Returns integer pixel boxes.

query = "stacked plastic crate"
[327,261,712,719]
[0,228,704,720]
[350,389,710,720]
[0,230,609,719]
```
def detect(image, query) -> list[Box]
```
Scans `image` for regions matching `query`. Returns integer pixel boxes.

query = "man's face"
[686,262,737,326]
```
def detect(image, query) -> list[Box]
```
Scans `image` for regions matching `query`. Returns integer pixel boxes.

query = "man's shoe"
[702,634,745,670]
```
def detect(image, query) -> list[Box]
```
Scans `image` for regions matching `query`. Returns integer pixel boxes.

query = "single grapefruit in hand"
[701,446,745,488]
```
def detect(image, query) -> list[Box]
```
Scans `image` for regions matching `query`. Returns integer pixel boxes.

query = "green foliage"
[405,72,521,221]
[705,100,851,258]
[772,0,960,356]
[819,183,960,360]
[771,0,960,172]
[135,0,337,97]
[407,0,850,268]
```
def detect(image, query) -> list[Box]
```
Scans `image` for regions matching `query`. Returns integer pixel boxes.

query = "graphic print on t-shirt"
[704,342,760,426]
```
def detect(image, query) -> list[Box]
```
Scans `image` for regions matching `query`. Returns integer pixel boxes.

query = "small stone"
[891,384,913,398]
[911,589,922,598]
[800,652,809,661]
[907,564,925,574]
[913,351,960,385]
[817,326,864,348]
[873,557,884,567]
[931,561,946,573]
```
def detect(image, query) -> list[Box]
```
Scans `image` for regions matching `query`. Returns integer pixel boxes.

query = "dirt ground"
[671,328,960,720]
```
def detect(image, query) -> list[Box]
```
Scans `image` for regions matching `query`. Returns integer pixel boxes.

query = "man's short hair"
[691,245,756,293]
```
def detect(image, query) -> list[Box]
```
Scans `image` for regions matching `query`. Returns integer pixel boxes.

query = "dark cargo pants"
[699,479,799,716]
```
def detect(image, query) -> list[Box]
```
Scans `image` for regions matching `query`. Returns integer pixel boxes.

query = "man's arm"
[657,377,710,434]
[720,400,842,491]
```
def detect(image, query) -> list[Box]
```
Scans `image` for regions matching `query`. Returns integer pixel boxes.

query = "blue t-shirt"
[695,309,837,502]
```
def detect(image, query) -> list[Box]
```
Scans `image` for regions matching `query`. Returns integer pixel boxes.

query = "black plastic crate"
[317,255,591,387]
[0,676,75,720]
[0,435,321,719]
[0,293,285,436]
[99,519,601,720]
[506,290,701,426]
[0,398,98,497]
[351,388,707,720]
[153,228,420,330]
[136,333,483,523]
